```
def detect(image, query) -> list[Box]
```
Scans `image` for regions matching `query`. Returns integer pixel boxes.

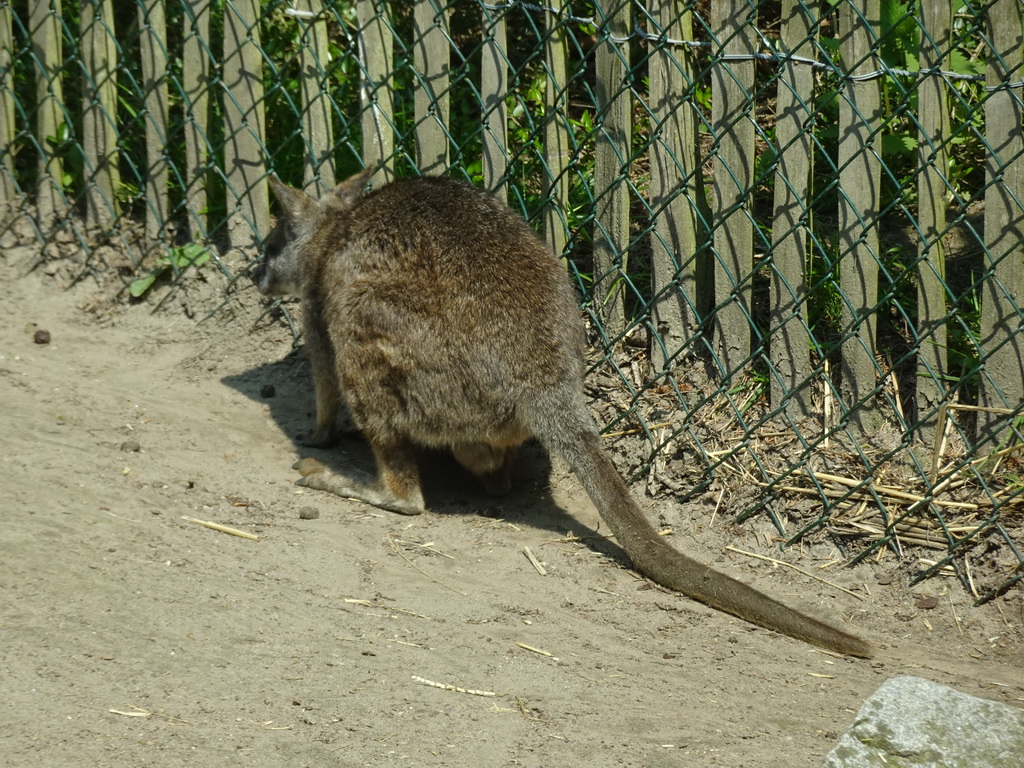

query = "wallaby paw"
[293,457,327,477]
[296,474,327,491]
[294,468,331,493]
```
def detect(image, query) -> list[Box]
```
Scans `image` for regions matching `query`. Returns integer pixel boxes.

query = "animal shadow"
[220,352,627,558]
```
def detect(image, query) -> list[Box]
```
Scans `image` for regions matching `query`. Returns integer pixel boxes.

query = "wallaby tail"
[545,425,873,658]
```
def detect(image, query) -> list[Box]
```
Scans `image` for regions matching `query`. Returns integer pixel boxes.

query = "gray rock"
[823,675,1024,768]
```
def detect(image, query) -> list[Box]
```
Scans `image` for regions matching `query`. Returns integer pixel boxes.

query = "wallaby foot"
[292,442,426,516]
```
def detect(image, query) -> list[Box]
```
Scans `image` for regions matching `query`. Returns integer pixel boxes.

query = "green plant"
[44,121,77,191]
[128,242,211,298]
[945,272,982,387]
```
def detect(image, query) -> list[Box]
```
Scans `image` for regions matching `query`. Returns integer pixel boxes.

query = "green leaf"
[170,242,210,269]
[128,272,159,298]
[818,36,840,54]
[116,182,140,202]
[882,132,918,156]
[950,50,983,78]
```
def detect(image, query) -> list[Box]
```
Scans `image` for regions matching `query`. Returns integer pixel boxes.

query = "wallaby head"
[254,171,874,658]
[252,171,372,297]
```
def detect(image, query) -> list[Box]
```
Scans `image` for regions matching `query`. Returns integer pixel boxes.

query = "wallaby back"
[254,172,873,658]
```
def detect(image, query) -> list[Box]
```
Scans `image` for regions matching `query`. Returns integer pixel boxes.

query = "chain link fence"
[3,0,1023,600]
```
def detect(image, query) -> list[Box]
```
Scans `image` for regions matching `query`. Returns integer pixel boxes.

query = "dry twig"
[412,676,496,697]
[182,516,259,541]
[724,546,864,600]
[523,546,547,576]
[388,537,467,596]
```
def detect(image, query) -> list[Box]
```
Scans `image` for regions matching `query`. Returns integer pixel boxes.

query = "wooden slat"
[978,0,1024,450]
[29,0,67,229]
[481,2,508,191]
[139,0,168,255]
[183,0,211,241]
[915,2,952,439]
[0,2,19,213]
[710,0,756,380]
[593,0,631,340]
[836,0,883,434]
[80,0,119,231]
[358,0,394,185]
[648,0,704,374]
[298,0,335,193]
[768,0,815,417]
[414,0,450,175]
[543,0,570,257]
[222,0,268,252]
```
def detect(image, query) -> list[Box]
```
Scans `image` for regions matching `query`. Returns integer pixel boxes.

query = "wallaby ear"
[269,177,317,221]
[323,169,373,211]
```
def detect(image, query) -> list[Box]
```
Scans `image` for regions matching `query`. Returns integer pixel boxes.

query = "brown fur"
[253,172,873,658]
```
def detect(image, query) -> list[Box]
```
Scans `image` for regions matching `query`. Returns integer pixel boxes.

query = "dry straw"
[761,404,1023,556]
[182,516,260,540]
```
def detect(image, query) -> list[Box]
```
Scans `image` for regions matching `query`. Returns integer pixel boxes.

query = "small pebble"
[34,329,51,344]
[260,384,276,398]
[915,595,939,610]
[120,440,141,453]
[298,506,320,520]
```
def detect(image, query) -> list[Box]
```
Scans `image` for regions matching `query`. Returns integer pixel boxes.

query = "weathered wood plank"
[915,2,952,439]
[593,0,631,341]
[29,0,67,229]
[357,0,394,185]
[298,0,335,194]
[768,0,816,418]
[978,0,1024,451]
[543,0,570,257]
[481,2,508,191]
[222,0,268,253]
[182,0,211,241]
[414,0,450,175]
[836,0,883,434]
[648,0,704,374]
[0,2,19,214]
[710,0,756,381]
[80,0,120,231]
[139,0,168,255]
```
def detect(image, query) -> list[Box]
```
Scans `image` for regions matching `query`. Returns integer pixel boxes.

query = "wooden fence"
[2,0,1023,457]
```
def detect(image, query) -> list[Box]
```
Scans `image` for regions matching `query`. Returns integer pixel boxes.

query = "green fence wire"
[2,0,1023,601]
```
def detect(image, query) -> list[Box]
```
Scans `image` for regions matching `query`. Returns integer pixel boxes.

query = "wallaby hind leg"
[452,442,519,496]
[294,437,425,515]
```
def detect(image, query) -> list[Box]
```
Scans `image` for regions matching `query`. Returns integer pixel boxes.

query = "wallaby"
[253,171,873,658]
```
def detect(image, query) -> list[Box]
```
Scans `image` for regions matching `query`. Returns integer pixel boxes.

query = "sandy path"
[2,252,1022,767]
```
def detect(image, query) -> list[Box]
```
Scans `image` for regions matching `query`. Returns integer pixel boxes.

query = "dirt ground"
[3,240,1023,768]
